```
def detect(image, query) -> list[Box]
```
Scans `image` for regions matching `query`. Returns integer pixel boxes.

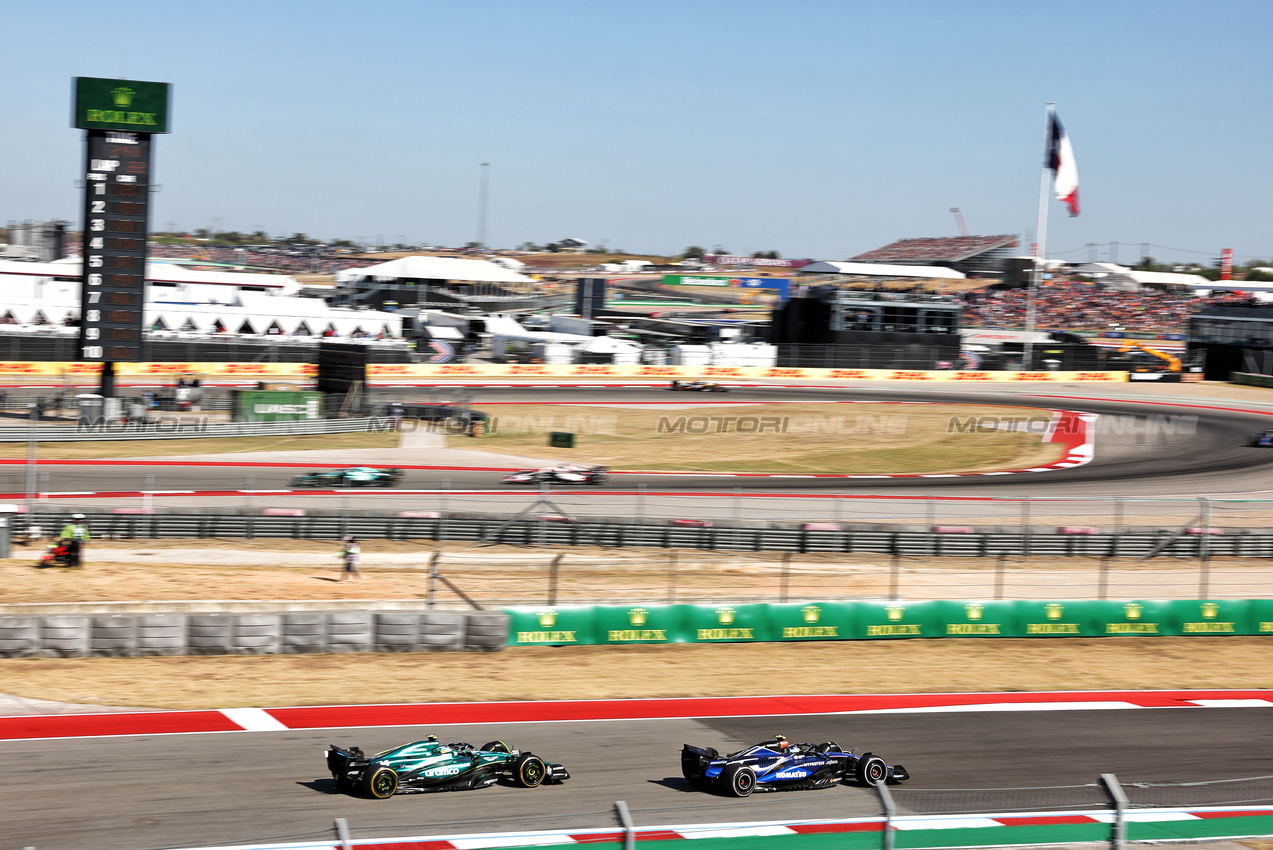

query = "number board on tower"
[79,130,151,362]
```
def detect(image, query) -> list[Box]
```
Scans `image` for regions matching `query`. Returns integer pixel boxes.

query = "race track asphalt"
[5,386,1273,500]
[3,707,1271,850]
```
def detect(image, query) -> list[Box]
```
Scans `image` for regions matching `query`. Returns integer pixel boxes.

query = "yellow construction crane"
[1117,341,1182,372]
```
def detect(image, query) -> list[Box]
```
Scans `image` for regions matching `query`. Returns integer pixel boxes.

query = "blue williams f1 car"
[681,735,909,797]
[327,736,569,798]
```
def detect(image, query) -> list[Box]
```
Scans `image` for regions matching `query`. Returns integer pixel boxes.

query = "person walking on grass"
[338,535,361,581]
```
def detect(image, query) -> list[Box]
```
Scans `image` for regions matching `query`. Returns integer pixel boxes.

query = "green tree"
[681,245,706,259]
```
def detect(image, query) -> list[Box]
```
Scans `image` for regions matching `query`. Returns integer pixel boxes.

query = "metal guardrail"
[0,416,391,441]
[21,510,1273,559]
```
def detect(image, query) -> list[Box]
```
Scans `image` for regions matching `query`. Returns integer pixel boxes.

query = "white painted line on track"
[893,817,1004,830]
[452,836,578,849]
[1187,699,1273,708]
[681,826,795,839]
[221,708,290,731]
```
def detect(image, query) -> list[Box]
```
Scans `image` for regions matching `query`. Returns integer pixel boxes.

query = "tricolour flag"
[1046,114,1080,217]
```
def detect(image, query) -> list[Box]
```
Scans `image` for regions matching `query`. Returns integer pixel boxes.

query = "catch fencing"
[16,505,1273,604]
[161,774,1273,850]
[0,610,508,658]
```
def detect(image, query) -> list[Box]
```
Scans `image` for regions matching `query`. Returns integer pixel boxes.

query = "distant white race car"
[501,464,609,485]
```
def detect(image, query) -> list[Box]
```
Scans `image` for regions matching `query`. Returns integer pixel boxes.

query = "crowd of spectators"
[961,280,1254,334]
[63,241,380,275]
[853,235,1018,263]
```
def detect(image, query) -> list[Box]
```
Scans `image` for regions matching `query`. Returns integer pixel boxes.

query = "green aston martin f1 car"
[326,736,570,798]
[289,466,403,488]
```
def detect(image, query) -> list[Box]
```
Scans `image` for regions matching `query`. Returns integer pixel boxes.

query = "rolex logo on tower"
[112,86,136,107]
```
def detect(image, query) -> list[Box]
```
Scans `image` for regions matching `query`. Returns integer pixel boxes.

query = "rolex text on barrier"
[934,600,1021,637]
[504,601,1273,646]
[506,605,597,645]
[769,602,854,640]
[595,604,682,644]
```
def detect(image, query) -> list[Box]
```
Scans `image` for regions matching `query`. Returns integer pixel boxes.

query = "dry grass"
[0,430,399,460]
[2,541,1271,709]
[479,403,1062,474]
[0,637,1268,710]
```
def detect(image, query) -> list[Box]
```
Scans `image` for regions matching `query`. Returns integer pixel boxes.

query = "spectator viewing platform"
[853,235,1020,277]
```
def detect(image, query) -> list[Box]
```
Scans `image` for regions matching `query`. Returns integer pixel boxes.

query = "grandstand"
[852,235,1019,277]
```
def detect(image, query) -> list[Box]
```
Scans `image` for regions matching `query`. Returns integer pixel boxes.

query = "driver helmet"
[72,513,86,521]
[774,734,790,751]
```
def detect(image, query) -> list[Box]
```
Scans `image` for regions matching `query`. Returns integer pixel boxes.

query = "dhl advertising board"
[0,362,1127,383]
[506,600,1273,646]
[0,362,315,379]
[365,364,1127,382]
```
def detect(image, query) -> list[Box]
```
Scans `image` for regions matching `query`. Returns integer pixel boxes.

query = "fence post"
[733,487,743,550]
[427,551,440,609]
[614,800,635,850]
[889,551,900,601]
[1098,556,1109,601]
[667,551,678,605]
[548,554,562,605]
[994,553,1005,600]
[245,472,256,541]
[1198,497,1211,598]
[876,780,896,850]
[1100,773,1127,850]
[439,480,449,544]
[779,552,790,603]
[334,817,352,850]
[1021,496,1031,560]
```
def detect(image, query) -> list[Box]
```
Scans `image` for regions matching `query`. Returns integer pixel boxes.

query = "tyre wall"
[0,611,506,658]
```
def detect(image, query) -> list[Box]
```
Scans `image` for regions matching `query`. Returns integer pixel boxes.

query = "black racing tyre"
[722,763,756,797]
[514,754,547,788]
[856,755,887,786]
[482,740,511,754]
[362,765,399,799]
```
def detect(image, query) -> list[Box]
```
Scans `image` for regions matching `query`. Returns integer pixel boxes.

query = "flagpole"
[1025,101,1055,368]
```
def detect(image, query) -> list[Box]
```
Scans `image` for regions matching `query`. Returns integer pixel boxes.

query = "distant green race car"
[326,736,570,798]
[289,466,403,488]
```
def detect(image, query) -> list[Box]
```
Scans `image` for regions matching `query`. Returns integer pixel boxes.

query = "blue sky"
[5,0,1271,263]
